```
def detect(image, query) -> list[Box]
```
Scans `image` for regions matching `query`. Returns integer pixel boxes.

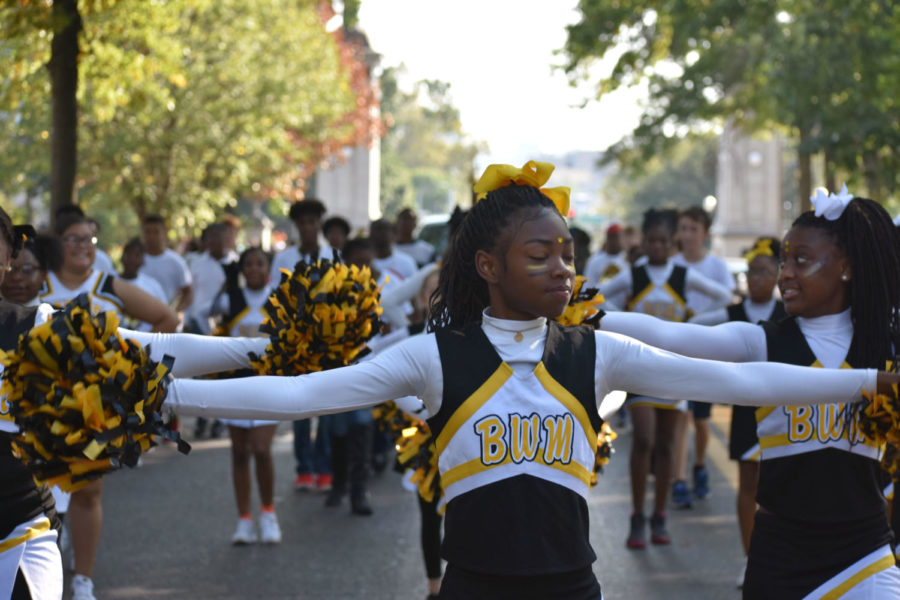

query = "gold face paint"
[525,264,548,277]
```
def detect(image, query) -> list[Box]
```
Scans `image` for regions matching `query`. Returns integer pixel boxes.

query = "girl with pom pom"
[598,185,900,598]
[159,164,900,599]
[0,206,271,600]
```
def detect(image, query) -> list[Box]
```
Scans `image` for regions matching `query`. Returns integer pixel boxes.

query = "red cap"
[607,223,622,234]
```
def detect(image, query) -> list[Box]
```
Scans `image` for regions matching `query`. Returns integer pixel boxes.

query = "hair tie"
[473,160,571,217]
[744,238,774,263]
[810,183,854,221]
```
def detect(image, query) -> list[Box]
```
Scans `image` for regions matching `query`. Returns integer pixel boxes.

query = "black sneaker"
[626,512,646,549]
[650,511,670,545]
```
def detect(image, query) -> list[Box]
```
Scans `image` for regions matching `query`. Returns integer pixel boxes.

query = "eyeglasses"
[7,264,42,277]
[62,235,97,247]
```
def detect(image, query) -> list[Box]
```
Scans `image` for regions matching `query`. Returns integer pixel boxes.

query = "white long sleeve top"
[154,311,876,421]
[602,308,855,370]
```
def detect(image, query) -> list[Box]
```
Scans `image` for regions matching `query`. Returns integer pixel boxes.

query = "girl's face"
[746,255,778,304]
[478,208,576,321]
[1,248,44,304]
[60,222,96,274]
[241,250,270,290]
[643,224,673,265]
[778,226,850,318]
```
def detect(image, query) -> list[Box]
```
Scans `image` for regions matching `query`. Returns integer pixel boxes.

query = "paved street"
[76,406,747,599]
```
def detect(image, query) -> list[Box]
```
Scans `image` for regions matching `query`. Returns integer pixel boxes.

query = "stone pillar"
[312,143,381,235]
[711,124,783,258]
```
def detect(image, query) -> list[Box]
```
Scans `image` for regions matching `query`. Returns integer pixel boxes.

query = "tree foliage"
[1,0,358,236]
[604,134,718,224]
[563,0,899,205]
[378,66,482,219]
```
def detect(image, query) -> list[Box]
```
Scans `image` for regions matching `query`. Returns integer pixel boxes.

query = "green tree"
[1,0,357,237]
[563,0,899,207]
[606,134,718,224]
[378,66,482,218]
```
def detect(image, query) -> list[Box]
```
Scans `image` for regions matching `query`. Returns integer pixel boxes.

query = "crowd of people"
[2,163,900,599]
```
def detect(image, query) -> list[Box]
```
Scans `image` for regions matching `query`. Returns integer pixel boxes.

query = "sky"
[357,0,647,170]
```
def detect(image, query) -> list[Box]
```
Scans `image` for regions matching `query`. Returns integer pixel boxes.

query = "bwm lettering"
[783,403,866,445]
[473,412,575,466]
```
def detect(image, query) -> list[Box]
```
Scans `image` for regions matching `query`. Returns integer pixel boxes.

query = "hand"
[875,371,900,395]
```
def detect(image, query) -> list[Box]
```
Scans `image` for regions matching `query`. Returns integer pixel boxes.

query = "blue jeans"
[293,418,331,475]
[324,409,373,437]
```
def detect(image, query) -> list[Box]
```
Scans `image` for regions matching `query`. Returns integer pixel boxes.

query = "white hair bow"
[810,183,853,221]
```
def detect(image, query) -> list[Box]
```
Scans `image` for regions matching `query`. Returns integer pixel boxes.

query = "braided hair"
[427,185,560,331]
[792,198,900,369]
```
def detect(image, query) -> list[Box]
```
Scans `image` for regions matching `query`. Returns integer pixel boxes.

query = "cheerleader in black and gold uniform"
[210,247,282,545]
[602,188,900,598]
[39,214,178,599]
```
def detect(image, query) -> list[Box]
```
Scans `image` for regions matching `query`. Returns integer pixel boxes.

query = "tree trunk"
[48,0,82,228]
[797,143,812,213]
[823,148,836,193]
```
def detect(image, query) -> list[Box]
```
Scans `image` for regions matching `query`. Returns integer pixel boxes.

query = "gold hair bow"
[744,238,774,263]
[473,160,571,217]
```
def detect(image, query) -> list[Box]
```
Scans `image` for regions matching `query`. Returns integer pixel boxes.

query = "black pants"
[439,564,602,600]
[418,492,443,579]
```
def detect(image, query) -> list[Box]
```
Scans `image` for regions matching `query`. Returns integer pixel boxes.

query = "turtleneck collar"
[482,309,547,343]
[796,307,852,333]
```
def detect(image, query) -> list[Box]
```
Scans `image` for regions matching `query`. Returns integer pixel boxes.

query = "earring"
[841,274,849,281]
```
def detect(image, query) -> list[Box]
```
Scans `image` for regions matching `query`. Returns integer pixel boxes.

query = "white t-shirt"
[269,245,338,285]
[395,240,436,267]
[139,249,192,304]
[374,251,417,283]
[121,272,168,331]
[185,252,234,334]
[92,248,116,275]
[672,252,735,314]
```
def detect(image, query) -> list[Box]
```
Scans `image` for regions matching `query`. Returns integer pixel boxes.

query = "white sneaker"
[231,518,257,545]
[71,574,96,600]
[259,512,282,544]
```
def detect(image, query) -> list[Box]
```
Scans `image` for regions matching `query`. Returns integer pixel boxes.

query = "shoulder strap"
[726,302,749,322]
[667,265,688,303]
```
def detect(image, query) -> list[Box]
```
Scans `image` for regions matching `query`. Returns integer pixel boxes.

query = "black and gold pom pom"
[0,294,188,492]
[249,259,383,376]
[557,275,605,328]
[373,401,441,503]
[557,274,615,482]
[859,385,900,484]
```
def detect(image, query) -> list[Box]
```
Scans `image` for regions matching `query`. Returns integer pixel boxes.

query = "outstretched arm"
[688,307,729,326]
[119,329,268,378]
[163,333,440,420]
[686,269,734,310]
[595,330,876,407]
[600,311,766,362]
